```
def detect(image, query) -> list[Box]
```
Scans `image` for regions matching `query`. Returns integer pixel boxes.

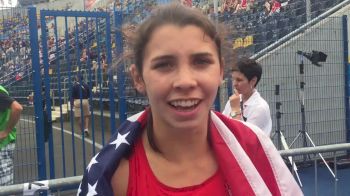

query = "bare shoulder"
[111,158,129,196]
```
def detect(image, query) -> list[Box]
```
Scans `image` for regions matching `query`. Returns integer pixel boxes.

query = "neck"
[242,89,255,102]
[144,118,211,163]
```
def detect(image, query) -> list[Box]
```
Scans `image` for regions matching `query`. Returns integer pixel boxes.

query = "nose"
[173,66,197,90]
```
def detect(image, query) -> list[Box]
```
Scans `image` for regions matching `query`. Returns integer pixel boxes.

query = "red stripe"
[136,108,149,128]
[214,112,281,195]
[210,121,255,195]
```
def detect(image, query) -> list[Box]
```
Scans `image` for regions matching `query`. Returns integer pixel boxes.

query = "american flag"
[78,110,302,195]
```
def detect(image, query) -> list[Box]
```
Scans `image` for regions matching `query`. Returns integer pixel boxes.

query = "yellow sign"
[233,35,254,49]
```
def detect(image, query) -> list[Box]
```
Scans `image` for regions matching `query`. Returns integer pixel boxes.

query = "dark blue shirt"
[71,82,90,99]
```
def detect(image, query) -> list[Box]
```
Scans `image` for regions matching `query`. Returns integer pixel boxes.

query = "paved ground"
[11,110,117,195]
[300,164,350,196]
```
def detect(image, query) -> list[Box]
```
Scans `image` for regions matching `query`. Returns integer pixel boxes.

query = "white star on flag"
[86,153,99,173]
[110,132,130,150]
[87,181,98,196]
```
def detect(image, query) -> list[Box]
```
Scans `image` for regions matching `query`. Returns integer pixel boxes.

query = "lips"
[169,99,200,110]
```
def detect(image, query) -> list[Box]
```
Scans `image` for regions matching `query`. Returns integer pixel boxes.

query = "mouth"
[169,99,200,111]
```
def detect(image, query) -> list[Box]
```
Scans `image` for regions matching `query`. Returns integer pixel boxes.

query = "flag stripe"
[242,120,304,195]
[210,122,256,195]
[210,111,272,195]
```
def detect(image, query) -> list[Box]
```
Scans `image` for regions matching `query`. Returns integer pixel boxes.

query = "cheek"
[143,77,167,97]
[204,75,222,93]
[241,82,248,89]
[233,81,240,87]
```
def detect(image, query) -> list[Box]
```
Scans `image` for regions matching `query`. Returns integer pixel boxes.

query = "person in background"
[27,92,34,105]
[0,85,22,185]
[222,57,272,136]
[71,75,91,137]
[78,4,302,196]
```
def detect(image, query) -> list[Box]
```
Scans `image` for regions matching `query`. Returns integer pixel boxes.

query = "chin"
[176,114,208,129]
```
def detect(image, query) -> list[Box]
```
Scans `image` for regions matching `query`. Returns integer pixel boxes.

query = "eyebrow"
[150,52,214,63]
[150,55,174,63]
[191,52,214,58]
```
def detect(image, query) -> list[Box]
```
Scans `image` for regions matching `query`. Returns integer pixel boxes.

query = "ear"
[130,64,146,94]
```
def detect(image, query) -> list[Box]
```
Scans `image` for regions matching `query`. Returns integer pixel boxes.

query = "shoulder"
[111,158,129,196]
[0,91,14,105]
[0,90,9,97]
[248,92,270,109]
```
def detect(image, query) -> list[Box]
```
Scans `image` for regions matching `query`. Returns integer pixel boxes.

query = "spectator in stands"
[15,72,22,81]
[227,0,255,13]
[27,92,34,105]
[181,0,192,7]
[235,0,247,12]
[71,75,91,137]
[80,48,88,62]
[222,57,272,137]
[270,0,282,14]
[78,4,302,196]
[222,0,239,12]
[0,12,31,84]
[265,0,282,16]
[0,85,22,185]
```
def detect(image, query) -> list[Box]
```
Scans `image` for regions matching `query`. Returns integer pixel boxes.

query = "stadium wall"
[255,14,347,149]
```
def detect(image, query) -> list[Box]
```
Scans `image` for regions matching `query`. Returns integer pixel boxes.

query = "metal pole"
[28,6,47,181]
[342,15,350,148]
[305,0,311,22]
[0,176,83,196]
[279,143,350,156]
[213,0,218,14]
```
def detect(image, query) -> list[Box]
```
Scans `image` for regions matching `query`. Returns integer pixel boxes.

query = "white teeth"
[171,100,199,107]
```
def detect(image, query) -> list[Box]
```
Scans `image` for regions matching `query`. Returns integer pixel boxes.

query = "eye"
[153,61,174,71]
[193,57,213,67]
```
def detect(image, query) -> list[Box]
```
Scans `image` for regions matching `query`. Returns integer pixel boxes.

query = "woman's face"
[232,71,256,96]
[131,24,223,131]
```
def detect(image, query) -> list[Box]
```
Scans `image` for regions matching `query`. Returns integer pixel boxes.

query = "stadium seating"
[213,0,342,56]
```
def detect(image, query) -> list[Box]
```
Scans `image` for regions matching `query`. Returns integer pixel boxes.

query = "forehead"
[151,23,208,37]
[143,24,218,59]
[232,71,246,79]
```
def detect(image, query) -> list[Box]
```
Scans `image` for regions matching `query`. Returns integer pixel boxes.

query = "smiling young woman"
[78,4,302,196]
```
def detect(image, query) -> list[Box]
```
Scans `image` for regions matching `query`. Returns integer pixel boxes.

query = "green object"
[0,85,16,149]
